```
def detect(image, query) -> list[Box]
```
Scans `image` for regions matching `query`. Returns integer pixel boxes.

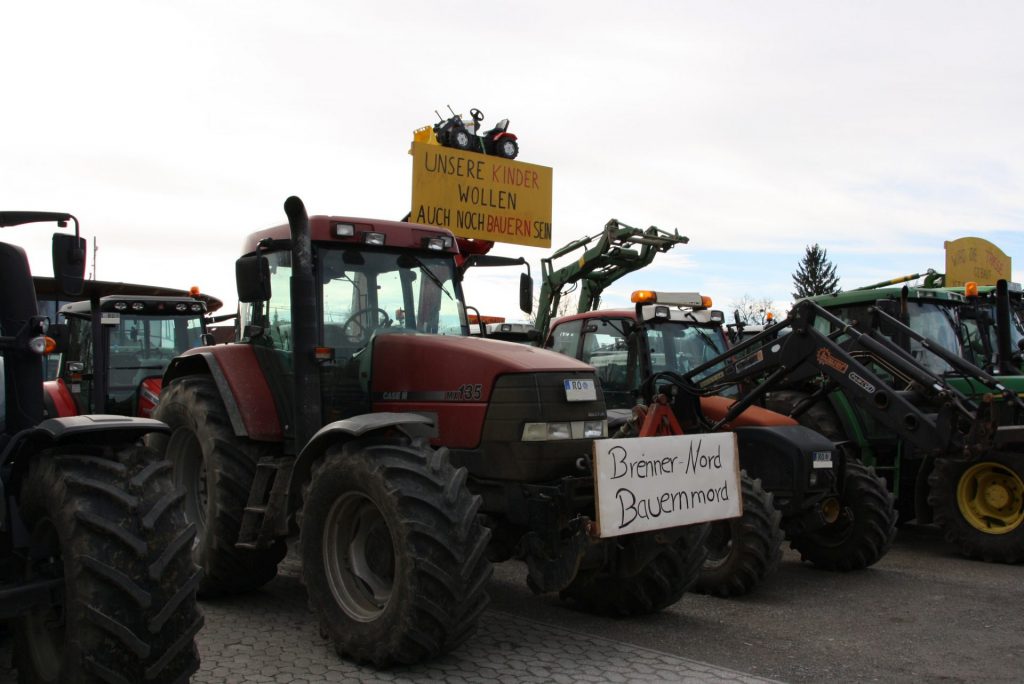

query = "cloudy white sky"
[3,1,1023,323]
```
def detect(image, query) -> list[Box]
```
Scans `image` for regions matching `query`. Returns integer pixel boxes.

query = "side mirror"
[520,273,533,314]
[236,254,271,303]
[52,233,86,296]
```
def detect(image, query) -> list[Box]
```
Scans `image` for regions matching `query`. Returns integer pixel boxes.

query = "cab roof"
[242,215,460,255]
[809,286,965,307]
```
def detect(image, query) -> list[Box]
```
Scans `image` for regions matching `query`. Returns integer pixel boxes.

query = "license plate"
[812,451,833,469]
[564,378,596,402]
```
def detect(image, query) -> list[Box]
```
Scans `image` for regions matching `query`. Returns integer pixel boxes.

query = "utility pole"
[91,237,98,280]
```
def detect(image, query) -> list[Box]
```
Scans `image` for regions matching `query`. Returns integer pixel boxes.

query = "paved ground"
[2,524,1021,683]
[185,551,773,684]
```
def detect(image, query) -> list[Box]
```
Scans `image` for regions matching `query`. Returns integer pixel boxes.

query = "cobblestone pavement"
[0,552,773,684]
[190,556,773,684]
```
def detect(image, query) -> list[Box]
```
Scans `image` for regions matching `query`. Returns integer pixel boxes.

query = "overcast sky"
[4,1,1023,322]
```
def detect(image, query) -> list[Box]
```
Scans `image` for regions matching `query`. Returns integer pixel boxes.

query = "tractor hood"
[369,331,593,390]
[369,331,602,450]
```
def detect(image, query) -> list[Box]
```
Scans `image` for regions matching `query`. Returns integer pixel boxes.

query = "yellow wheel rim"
[957,462,1024,534]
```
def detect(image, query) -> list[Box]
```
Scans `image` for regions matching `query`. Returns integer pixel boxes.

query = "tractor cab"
[52,294,211,416]
[546,290,728,410]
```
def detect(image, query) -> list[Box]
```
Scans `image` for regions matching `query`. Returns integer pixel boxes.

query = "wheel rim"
[703,520,734,568]
[957,462,1024,534]
[501,140,516,157]
[168,428,208,545]
[23,517,64,681]
[323,492,396,622]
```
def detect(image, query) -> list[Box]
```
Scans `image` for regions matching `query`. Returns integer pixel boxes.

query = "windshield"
[905,302,961,375]
[105,314,206,401]
[646,322,729,375]
[320,248,465,347]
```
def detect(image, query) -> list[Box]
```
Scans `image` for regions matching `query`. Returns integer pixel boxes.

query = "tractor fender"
[287,412,436,509]
[0,415,168,528]
[163,346,282,440]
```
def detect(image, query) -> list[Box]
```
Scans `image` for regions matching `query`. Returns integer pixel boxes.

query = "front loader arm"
[679,300,968,455]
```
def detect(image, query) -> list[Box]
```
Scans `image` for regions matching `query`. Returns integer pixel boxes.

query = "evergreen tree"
[792,243,840,299]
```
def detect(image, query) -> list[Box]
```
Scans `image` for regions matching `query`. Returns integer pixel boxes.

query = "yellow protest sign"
[410,141,553,248]
[944,237,1012,286]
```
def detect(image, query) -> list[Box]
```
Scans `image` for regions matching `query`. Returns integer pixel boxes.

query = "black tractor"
[0,211,202,683]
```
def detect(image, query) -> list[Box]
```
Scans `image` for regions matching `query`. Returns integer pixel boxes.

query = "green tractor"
[707,285,1024,564]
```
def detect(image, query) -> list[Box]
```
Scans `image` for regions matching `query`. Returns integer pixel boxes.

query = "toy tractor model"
[687,296,1024,563]
[0,211,201,683]
[149,197,735,667]
[43,289,218,418]
[433,107,519,159]
[547,290,897,596]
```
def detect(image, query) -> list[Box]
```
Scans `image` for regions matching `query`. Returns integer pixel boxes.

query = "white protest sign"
[593,433,742,538]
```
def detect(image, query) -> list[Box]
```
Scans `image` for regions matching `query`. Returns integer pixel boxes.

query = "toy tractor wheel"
[695,472,783,597]
[927,452,1024,563]
[150,375,286,596]
[495,138,519,159]
[13,443,202,683]
[450,127,474,151]
[560,523,709,617]
[789,459,897,570]
[300,437,492,666]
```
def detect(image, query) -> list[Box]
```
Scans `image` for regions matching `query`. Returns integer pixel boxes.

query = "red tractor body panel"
[371,333,594,448]
[180,344,283,440]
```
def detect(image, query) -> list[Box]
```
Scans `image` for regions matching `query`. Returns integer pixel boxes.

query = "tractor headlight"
[584,420,606,438]
[522,420,608,441]
[28,336,48,355]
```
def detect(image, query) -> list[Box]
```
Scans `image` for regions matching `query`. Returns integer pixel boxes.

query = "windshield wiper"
[408,256,454,302]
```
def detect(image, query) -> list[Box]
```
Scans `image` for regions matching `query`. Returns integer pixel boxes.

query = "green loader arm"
[534,219,688,343]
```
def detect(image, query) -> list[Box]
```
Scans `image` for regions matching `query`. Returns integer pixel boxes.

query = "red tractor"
[150,197,730,666]
[42,288,220,418]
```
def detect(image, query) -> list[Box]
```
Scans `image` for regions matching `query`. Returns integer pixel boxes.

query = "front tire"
[695,472,783,597]
[149,375,286,596]
[560,524,709,617]
[928,452,1024,563]
[300,438,492,666]
[13,444,203,684]
[790,459,897,570]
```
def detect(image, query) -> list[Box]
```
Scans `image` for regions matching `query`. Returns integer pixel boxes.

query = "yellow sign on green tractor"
[410,141,553,248]
[944,237,1012,287]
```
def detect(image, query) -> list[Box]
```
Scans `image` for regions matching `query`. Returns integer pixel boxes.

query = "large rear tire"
[928,452,1024,563]
[560,524,710,617]
[299,437,492,666]
[695,472,783,597]
[13,443,203,684]
[789,459,897,570]
[150,375,286,596]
